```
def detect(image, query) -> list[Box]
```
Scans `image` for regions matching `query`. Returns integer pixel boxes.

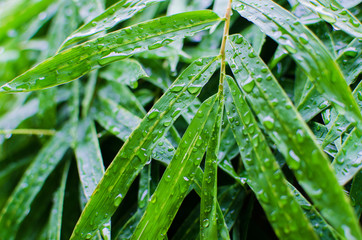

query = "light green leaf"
[60,0,163,50]
[70,56,219,239]
[0,0,54,42]
[131,95,219,239]
[298,38,362,122]
[0,10,220,92]
[100,59,148,88]
[296,0,362,38]
[232,0,362,129]
[323,79,362,147]
[224,75,317,239]
[332,128,362,185]
[226,34,362,240]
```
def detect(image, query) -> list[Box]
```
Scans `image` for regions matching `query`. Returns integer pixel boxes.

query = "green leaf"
[60,0,163,50]
[323,79,362,147]
[332,128,362,185]
[47,161,70,240]
[288,183,342,240]
[224,75,317,239]
[0,0,54,42]
[100,59,148,88]
[70,56,219,239]
[297,38,362,122]
[93,97,174,165]
[0,10,220,92]
[350,170,362,218]
[74,118,105,200]
[296,0,362,38]
[200,95,223,239]
[0,124,71,239]
[131,95,219,239]
[232,0,362,129]
[226,34,362,240]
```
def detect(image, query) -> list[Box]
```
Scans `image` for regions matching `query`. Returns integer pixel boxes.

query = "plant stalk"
[0,129,56,136]
[218,0,232,94]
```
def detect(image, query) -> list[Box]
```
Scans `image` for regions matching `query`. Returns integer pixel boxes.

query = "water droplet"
[148,42,163,50]
[357,91,362,101]
[1,83,12,91]
[98,52,128,66]
[318,11,336,23]
[298,33,309,45]
[148,109,159,119]
[242,78,255,93]
[263,116,274,130]
[343,47,358,58]
[248,52,256,58]
[183,176,189,181]
[114,194,123,207]
[235,36,243,44]
[349,18,360,27]
[318,100,329,109]
[257,189,269,203]
[202,219,209,228]
[170,85,184,92]
[296,129,304,143]
[163,120,172,127]
[288,150,301,169]
[187,85,201,94]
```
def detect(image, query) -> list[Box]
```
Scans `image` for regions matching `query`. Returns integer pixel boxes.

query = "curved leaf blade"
[332,128,362,185]
[232,0,362,129]
[224,75,317,240]
[60,0,164,50]
[0,10,220,92]
[200,95,223,239]
[226,34,362,240]
[131,95,219,239]
[296,0,362,38]
[70,56,219,239]
[298,38,362,122]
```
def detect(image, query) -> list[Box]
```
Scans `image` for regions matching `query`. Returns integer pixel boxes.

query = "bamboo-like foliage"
[0,0,361,239]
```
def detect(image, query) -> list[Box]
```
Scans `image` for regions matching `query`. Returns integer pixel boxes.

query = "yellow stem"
[0,129,56,136]
[218,0,233,94]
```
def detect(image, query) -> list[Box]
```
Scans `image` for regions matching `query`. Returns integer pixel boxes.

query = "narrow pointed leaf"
[226,34,362,240]
[224,75,317,240]
[0,125,71,239]
[200,95,223,239]
[47,161,70,240]
[332,128,362,185]
[350,170,362,218]
[93,97,174,165]
[60,0,163,49]
[131,95,219,239]
[232,0,362,129]
[70,57,219,239]
[296,0,362,38]
[323,79,362,147]
[0,11,220,92]
[298,38,362,122]
[288,183,342,239]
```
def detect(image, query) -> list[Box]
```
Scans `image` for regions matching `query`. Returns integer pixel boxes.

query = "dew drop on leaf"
[263,116,275,130]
